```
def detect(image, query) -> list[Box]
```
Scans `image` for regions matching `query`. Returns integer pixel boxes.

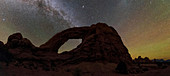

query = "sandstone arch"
[40,23,132,64]
[40,27,90,52]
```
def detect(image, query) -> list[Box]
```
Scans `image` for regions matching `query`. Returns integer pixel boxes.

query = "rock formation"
[134,56,152,63]
[4,33,36,64]
[0,23,133,70]
[40,23,132,64]
[5,33,35,49]
[0,41,13,62]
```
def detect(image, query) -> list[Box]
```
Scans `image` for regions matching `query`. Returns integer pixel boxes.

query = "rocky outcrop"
[0,41,13,62]
[40,27,89,51]
[5,33,35,49]
[40,23,132,64]
[4,33,36,64]
[0,41,4,48]
[134,56,152,63]
[0,23,133,70]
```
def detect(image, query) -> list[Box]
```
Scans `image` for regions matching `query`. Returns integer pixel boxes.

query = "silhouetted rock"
[134,56,152,64]
[153,59,166,62]
[6,33,35,49]
[0,41,4,48]
[1,23,133,70]
[0,41,13,63]
[40,23,132,64]
[8,33,23,41]
[3,33,37,68]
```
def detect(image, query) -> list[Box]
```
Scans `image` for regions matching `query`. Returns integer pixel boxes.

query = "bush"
[72,68,81,76]
[43,66,50,71]
[142,68,149,71]
[157,62,163,67]
[162,66,168,69]
[116,61,128,74]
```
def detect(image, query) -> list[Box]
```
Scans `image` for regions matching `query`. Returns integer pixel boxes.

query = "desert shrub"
[156,62,163,67]
[43,66,50,71]
[137,63,141,68]
[34,66,38,70]
[142,68,149,71]
[115,61,128,74]
[72,68,81,76]
[162,66,168,69]
[66,69,71,72]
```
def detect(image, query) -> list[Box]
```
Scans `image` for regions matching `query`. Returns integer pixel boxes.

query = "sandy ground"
[136,66,170,76]
[0,62,169,76]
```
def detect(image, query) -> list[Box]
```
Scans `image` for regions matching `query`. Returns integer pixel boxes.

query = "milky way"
[0,0,170,59]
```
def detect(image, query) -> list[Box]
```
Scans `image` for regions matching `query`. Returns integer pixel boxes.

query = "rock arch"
[40,27,90,52]
[40,23,132,64]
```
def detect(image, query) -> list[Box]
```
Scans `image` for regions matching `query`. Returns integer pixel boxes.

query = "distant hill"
[152,59,170,62]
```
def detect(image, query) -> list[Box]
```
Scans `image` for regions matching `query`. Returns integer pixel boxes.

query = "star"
[2,18,5,21]
[150,1,152,4]
[82,5,85,8]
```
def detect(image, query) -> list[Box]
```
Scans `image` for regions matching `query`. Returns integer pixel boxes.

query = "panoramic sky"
[0,0,169,59]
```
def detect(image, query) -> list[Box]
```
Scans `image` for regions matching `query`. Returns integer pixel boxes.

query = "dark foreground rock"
[0,41,13,63]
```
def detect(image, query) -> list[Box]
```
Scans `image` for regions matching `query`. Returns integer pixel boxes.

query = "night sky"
[0,0,170,59]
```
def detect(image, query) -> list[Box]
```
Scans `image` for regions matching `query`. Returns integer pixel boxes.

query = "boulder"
[5,33,35,49]
[0,41,13,62]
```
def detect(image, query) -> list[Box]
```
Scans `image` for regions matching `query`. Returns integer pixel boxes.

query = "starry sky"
[0,0,170,59]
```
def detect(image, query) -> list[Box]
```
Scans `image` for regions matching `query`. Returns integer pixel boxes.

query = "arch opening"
[58,39,82,53]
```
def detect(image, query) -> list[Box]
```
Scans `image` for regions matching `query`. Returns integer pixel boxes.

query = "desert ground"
[0,62,169,76]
